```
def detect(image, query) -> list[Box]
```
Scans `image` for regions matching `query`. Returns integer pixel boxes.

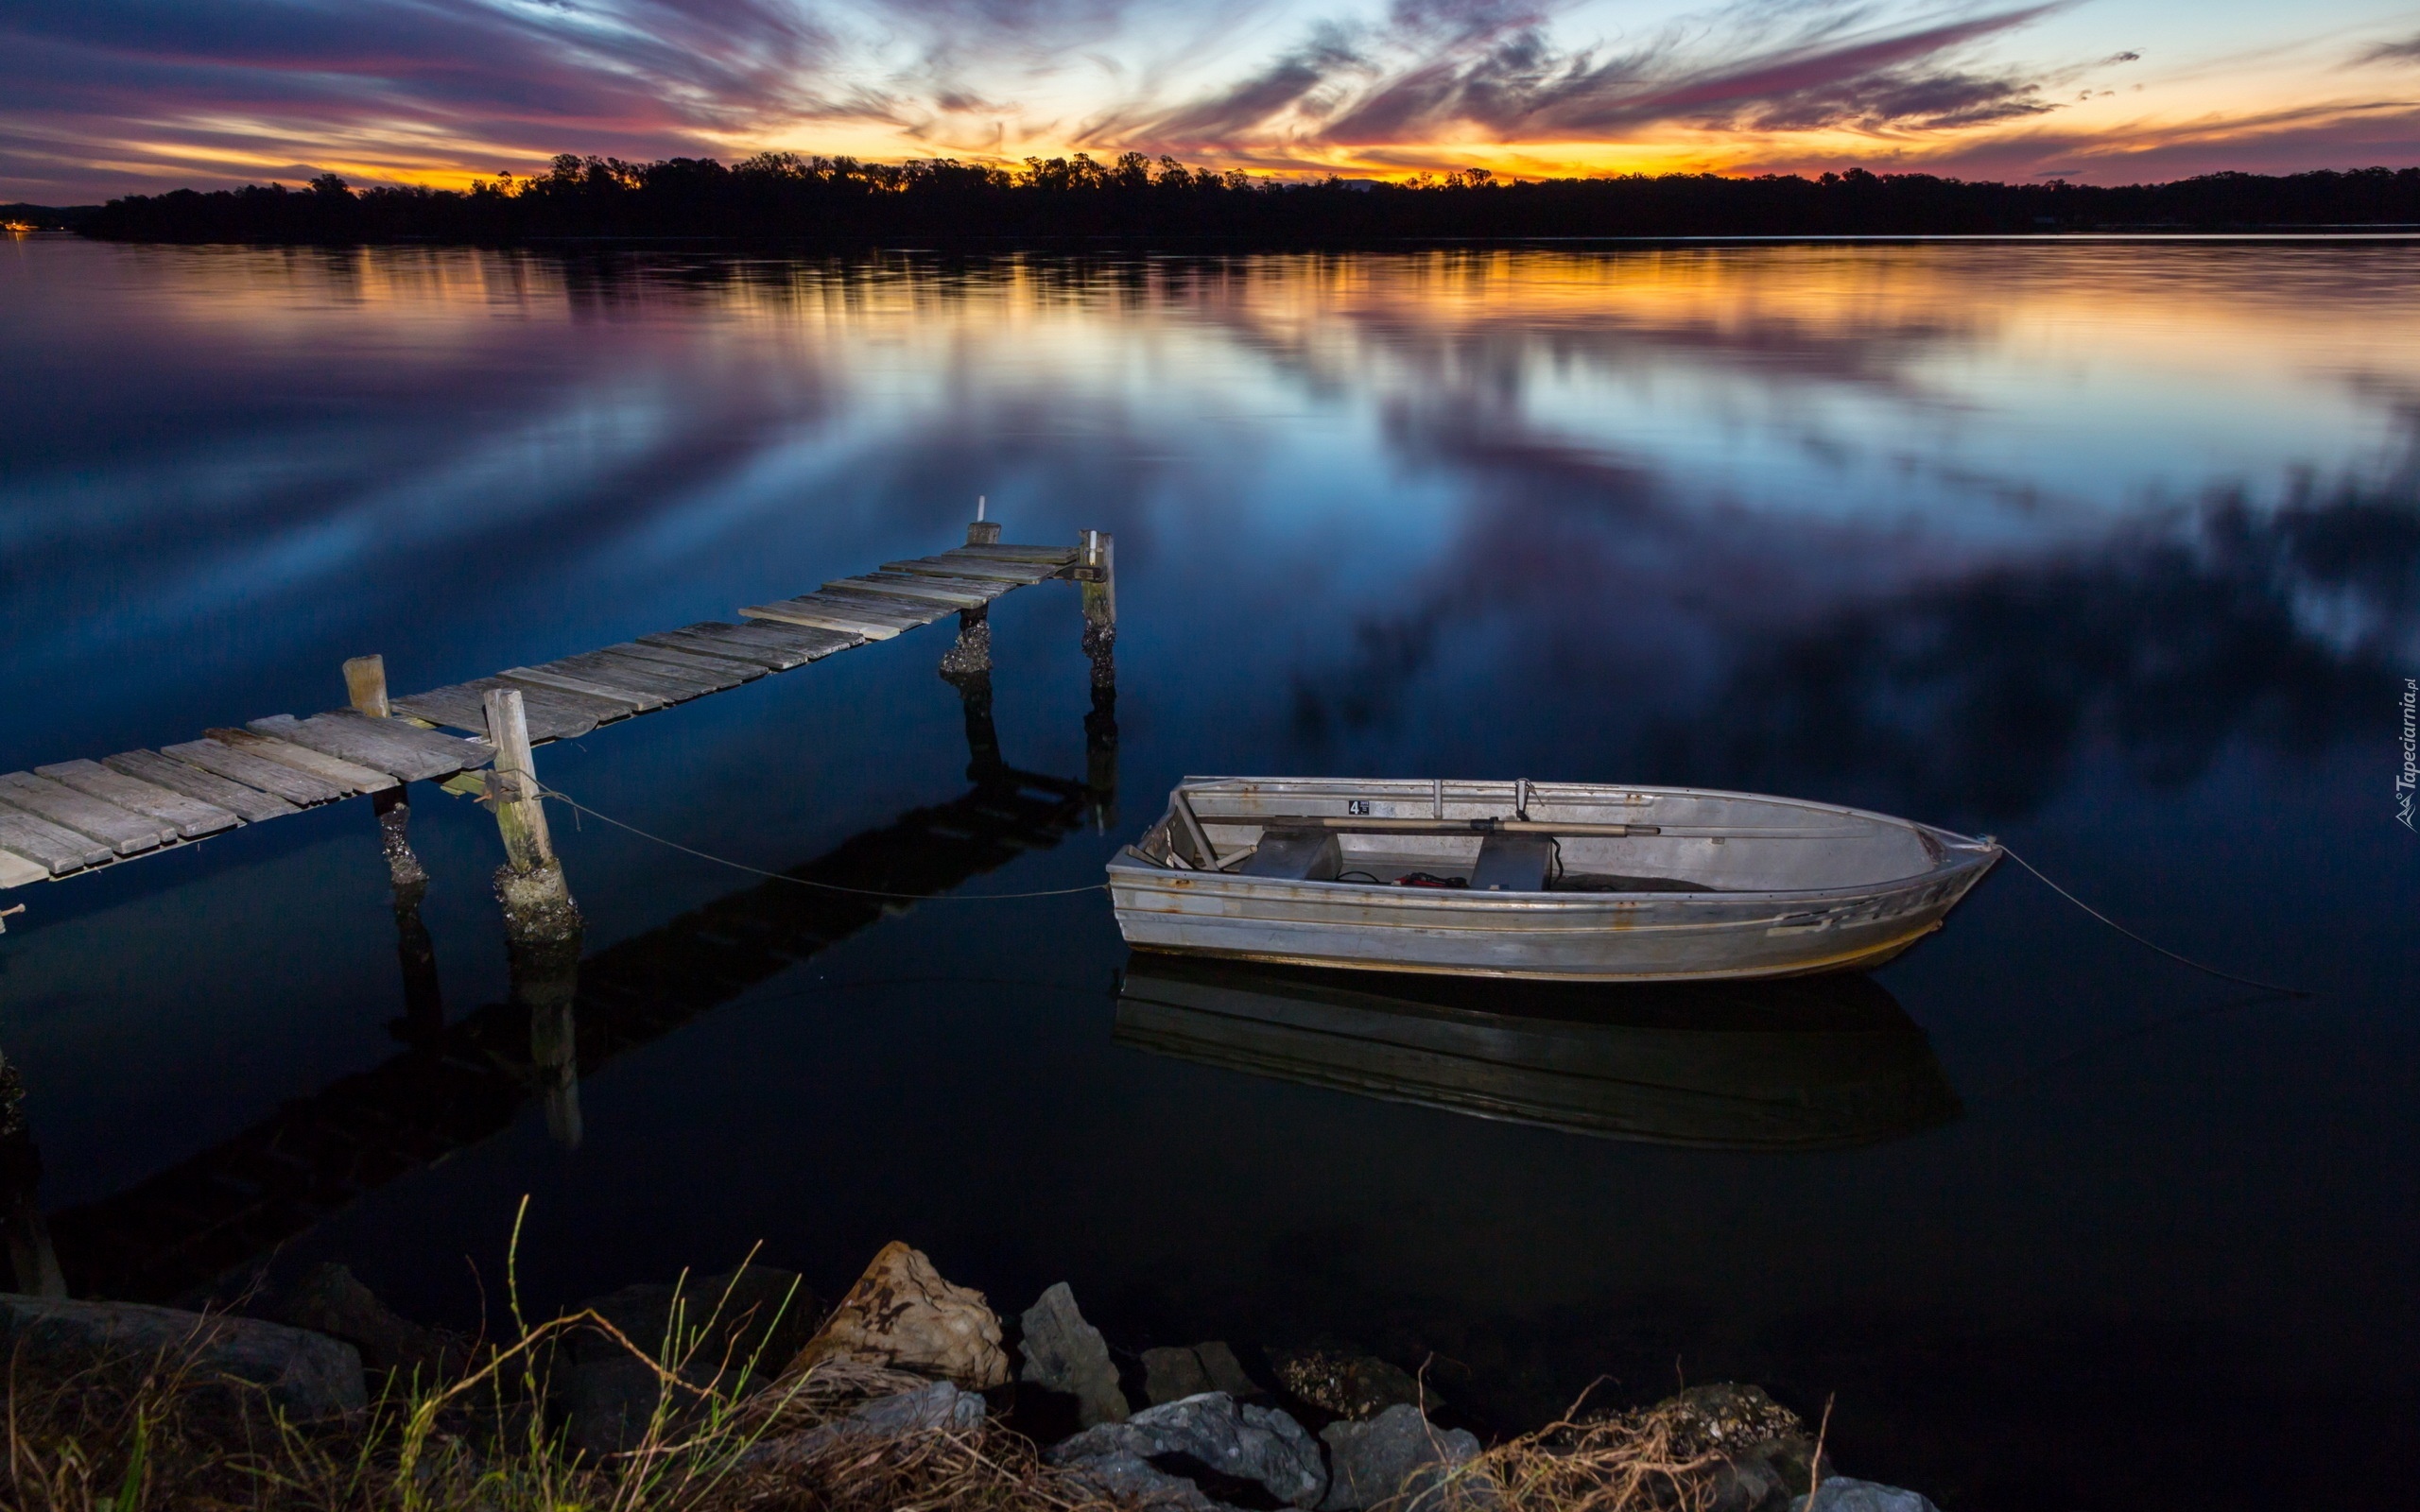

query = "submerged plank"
[102,750,298,823]
[36,759,240,838]
[604,640,764,684]
[248,713,492,783]
[0,850,47,888]
[161,739,347,806]
[205,729,396,795]
[0,771,172,853]
[0,806,114,872]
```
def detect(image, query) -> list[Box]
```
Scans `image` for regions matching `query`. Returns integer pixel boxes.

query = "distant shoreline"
[48,157,2420,247]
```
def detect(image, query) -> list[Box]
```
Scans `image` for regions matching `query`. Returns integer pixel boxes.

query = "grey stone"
[1194,1342,1258,1398]
[0,1294,364,1418]
[1144,1346,1212,1404]
[1706,1452,1788,1512]
[1019,1281,1128,1426]
[1793,1478,1944,1512]
[1143,1343,1260,1405]
[1052,1391,1326,1508]
[274,1263,465,1380]
[1318,1403,1480,1512]
[1056,1450,1229,1511]
[744,1380,988,1467]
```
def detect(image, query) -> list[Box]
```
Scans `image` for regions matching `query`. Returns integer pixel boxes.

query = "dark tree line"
[75,151,2420,244]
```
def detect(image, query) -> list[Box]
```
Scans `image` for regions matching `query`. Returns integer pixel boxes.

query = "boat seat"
[1471,833,1556,892]
[1237,828,1341,881]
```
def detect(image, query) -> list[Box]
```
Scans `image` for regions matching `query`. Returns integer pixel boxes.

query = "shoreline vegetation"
[0,1237,1941,1512]
[47,156,2420,246]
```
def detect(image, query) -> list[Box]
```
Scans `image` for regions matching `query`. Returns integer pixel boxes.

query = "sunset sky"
[5,0,2420,201]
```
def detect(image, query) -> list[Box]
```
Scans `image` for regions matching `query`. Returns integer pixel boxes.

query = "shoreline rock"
[1018,1281,1129,1426]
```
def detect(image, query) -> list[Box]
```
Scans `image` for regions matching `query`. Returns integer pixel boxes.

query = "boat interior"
[1130,778,1973,895]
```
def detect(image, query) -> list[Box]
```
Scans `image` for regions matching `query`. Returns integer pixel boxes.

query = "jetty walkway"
[0,524,1115,895]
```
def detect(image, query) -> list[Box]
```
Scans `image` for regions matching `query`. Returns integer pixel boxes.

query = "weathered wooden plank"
[247,713,492,783]
[392,679,622,741]
[0,849,47,888]
[0,806,114,872]
[826,575,994,608]
[205,728,396,795]
[544,648,728,699]
[503,664,668,712]
[0,772,173,853]
[102,750,298,824]
[35,759,240,838]
[884,557,1057,583]
[633,628,793,667]
[678,621,862,657]
[874,570,1024,600]
[807,585,963,621]
[604,640,764,684]
[948,543,1080,564]
[632,626,804,670]
[162,738,347,805]
[740,598,912,639]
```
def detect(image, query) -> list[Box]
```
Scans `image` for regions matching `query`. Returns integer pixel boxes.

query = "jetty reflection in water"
[1115,955,1957,1150]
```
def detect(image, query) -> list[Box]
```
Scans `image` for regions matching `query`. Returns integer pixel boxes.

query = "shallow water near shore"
[0,235,2414,1508]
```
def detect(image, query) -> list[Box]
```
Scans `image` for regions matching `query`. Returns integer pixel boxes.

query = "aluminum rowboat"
[1105,777,2001,982]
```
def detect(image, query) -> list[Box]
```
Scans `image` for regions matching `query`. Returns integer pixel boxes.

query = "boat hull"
[1106,779,1999,982]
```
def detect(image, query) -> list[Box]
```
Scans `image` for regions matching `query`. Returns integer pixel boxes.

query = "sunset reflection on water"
[0,237,2413,1510]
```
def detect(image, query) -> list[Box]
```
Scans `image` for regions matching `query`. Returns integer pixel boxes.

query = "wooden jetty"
[0,524,1114,896]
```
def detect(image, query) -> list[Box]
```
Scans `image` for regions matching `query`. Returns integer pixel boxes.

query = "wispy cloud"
[0,0,2413,200]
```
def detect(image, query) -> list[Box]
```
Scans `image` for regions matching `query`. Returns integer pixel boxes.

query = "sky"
[3,0,2419,201]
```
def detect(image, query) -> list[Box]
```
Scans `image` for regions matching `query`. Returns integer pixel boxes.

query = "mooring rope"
[534,784,1110,902]
[1998,845,2309,997]
[531,786,2310,989]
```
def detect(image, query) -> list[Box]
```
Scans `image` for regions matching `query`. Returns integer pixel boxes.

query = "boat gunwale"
[1115,776,1998,902]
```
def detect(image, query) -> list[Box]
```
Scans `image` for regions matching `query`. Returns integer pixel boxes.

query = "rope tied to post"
[531,783,1111,902]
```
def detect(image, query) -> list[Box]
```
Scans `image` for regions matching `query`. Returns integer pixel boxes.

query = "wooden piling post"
[1078,529,1115,689]
[482,687,580,943]
[347,655,429,890]
[967,495,1000,546]
[342,654,391,718]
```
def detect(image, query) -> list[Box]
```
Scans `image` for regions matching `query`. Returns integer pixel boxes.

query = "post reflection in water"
[1115,955,1958,1151]
[43,672,1110,1303]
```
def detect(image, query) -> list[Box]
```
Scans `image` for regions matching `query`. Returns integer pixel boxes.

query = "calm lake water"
[2,235,2415,1507]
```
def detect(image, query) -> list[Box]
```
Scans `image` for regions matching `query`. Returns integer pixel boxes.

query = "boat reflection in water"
[1115,955,1959,1151]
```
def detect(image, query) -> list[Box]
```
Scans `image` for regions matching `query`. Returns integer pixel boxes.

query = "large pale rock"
[744,1380,987,1468]
[0,1294,364,1418]
[1794,1479,1943,1512]
[1319,1403,1480,1512]
[1019,1282,1128,1425]
[786,1242,1008,1388]
[1051,1391,1326,1509]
